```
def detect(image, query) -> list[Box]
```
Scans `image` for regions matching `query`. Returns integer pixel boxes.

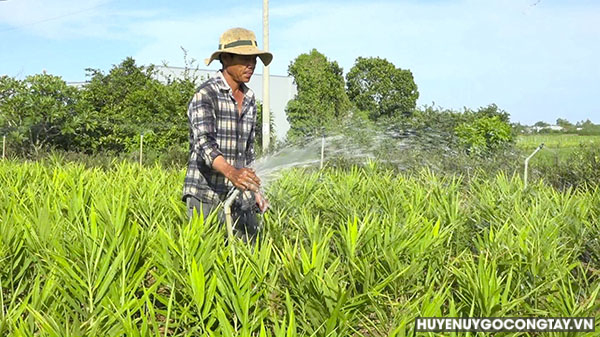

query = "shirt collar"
[215,70,249,95]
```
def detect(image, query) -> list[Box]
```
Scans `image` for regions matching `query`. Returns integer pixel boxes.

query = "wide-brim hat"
[205,27,273,66]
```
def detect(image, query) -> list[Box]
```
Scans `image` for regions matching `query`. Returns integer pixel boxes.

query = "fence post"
[139,134,143,166]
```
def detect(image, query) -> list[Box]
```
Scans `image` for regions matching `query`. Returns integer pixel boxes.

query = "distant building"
[546,125,564,131]
[69,65,298,141]
[526,125,564,133]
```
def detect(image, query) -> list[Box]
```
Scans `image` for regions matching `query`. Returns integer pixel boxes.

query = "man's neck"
[221,69,242,93]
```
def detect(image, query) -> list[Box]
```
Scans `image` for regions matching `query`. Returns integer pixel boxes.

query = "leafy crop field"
[517,134,600,149]
[517,134,600,164]
[1,161,599,336]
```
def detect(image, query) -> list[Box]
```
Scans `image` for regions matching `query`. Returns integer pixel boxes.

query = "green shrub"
[455,116,514,155]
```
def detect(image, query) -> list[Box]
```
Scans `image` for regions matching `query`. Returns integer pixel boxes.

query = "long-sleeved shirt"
[182,70,256,206]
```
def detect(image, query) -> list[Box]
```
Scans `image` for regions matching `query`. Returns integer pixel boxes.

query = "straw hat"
[205,27,273,66]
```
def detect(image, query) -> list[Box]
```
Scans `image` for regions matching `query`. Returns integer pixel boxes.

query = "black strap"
[219,40,257,49]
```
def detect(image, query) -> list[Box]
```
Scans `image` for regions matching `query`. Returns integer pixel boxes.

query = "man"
[182,27,271,240]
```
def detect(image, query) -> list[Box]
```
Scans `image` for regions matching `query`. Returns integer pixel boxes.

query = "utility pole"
[262,0,271,152]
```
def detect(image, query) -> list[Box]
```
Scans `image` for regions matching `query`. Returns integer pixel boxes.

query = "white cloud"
[0,0,157,39]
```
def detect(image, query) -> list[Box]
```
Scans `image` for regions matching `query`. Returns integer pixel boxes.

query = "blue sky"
[0,0,598,125]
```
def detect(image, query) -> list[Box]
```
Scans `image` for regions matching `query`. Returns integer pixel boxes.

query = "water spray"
[524,143,544,189]
[320,135,325,170]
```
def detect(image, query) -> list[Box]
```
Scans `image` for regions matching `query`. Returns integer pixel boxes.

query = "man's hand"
[212,155,261,191]
[226,167,261,192]
[255,192,269,213]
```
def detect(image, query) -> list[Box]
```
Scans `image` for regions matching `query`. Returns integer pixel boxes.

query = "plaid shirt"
[182,70,257,206]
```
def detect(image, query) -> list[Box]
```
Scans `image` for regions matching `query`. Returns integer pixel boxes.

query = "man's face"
[222,53,257,83]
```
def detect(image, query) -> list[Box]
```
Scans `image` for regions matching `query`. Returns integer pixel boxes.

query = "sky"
[0,0,598,125]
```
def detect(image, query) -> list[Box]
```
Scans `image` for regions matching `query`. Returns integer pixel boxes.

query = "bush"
[455,116,514,155]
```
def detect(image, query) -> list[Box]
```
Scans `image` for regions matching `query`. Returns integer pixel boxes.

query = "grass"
[517,134,600,165]
[0,160,599,336]
[516,134,600,189]
[517,134,600,149]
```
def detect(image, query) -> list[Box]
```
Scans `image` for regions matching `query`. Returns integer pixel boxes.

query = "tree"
[81,57,193,153]
[0,57,198,158]
[555,118,574,132]
[474,104,510,123]
[575,119,600,135]
[0,74,85,156]
[0,76,25,137]
[285,49,351,140]
[346,57,418,120]
[556,118,572,127]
